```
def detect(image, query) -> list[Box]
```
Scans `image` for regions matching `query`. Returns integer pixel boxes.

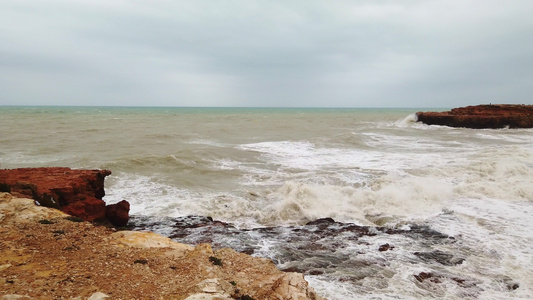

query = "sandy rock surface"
[0,193,323,300]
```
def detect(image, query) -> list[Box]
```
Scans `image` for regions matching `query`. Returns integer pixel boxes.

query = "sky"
[1,1,533,108]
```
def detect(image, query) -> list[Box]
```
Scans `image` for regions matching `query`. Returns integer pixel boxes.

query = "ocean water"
[1,106,532,299]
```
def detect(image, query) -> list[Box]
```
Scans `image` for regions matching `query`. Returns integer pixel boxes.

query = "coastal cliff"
[0,168,323,300]
[416,104,533,129]
[0,167,128,226]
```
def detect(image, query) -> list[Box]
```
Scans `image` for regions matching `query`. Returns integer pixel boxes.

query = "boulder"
[416,104,533,129]
[105,200,130,227]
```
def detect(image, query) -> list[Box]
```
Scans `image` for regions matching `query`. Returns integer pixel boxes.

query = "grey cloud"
[1,0,532,107]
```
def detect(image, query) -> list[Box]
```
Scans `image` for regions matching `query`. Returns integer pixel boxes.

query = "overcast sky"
[1,0,532,107]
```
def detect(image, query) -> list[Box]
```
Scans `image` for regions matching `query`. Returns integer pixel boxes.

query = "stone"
[413,250,464,266]
[195,278,233,296]
[0,192,68,224]
[105,200,130,227]
[87,292,110,300]
[378,243,394,252]
[108,231,194,258]
[416,104,533,129]
[271,272,321,300]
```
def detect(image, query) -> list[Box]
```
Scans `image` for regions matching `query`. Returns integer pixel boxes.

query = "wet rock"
[414,272,439,283]
[105,200,130,227]
[131,215,459,276]
[305,218,335,226]
[450,277,479,288]
[0,167,111,222]
[413,271,480,291]
[308,270,325,276]
[416,104,533,129]
[414,250,465,266]
[378,243,394,252]
[281,266,305,273]
[507,282,520,290]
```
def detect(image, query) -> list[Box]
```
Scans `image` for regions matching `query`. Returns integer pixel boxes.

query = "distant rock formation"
[0,167,129,225]
[416,104,533,129]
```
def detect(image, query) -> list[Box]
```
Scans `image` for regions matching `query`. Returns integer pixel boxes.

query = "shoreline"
[0,167,323,299]
[0,192,322,300]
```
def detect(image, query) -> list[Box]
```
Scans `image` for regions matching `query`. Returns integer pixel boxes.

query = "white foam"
[104,172,266,227]
[187,139,226,147]
[394,113,418,128]
[428,197,533,299]
[238,139,457,178]
[259,173,452,226]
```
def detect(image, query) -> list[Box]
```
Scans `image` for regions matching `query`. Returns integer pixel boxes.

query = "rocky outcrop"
[0,193,323,299]
[105,200,130,227]
[0,167,128,224]
[416,104,533,128]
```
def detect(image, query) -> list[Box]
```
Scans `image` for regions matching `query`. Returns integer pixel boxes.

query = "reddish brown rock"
[106,200,130,227]
[0,167,113,222]
[416,104,533,129]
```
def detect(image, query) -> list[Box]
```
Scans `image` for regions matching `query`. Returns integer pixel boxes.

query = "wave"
[255,145,533,226]
[394,113,418,127]
[104,143,533,229]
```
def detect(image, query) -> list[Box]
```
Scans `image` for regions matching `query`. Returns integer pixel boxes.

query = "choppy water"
[1,106,532,299]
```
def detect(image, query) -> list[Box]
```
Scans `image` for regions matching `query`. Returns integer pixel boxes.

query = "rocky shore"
[416,104,533,129]
[0,168,323,300]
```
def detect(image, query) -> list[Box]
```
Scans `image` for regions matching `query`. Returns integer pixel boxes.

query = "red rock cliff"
[0,167,125,223]
[416,104,533,129]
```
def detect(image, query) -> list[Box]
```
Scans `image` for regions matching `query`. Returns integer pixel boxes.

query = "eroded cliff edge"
[416,104,533,129]
[0,167,129,226]
[0,168,323,300]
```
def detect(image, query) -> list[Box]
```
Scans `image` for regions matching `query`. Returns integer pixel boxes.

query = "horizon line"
[0,104,456,109]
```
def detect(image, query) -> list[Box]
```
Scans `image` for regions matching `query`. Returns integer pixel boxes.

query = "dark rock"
[378,243,394,252]
[105,200,130,227]
[414,272,435,283]
[416,104,533,129]
[414,250,464,266]
[281,266,304,273]
[450,277,479,288]
[308,270,325,275]
[129,214,459,276]
[507,282,520,290]
[306,218,335,226]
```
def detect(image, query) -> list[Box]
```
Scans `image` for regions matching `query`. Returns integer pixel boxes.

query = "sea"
[1,106,532,299]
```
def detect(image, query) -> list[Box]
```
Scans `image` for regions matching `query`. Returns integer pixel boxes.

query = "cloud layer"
[1,0,532,107]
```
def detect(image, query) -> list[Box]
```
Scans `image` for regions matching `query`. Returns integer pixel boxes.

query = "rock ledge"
[416,104,533,128]
[0,167,128,225]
